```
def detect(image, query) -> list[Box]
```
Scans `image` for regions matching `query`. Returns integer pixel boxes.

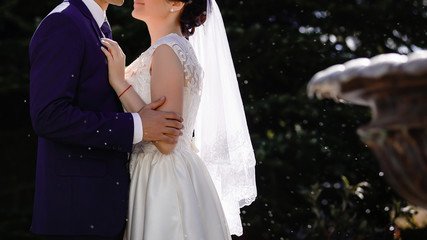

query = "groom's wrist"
[131,112,143,144]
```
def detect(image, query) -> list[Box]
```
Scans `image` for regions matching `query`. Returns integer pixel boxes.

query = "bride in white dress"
[101,0,256,239]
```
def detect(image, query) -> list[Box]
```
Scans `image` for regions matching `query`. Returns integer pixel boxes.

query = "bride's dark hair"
[174,0,210,37]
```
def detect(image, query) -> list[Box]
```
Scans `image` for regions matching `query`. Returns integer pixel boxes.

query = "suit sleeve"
[29,13,134,153]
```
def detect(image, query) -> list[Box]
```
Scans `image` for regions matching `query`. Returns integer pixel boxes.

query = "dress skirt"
[124,144,231,240]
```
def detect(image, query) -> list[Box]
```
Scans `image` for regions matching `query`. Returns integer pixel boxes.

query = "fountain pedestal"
[308,51,427,208]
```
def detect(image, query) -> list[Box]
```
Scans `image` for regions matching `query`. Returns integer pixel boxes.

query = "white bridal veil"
[189,0,257,236]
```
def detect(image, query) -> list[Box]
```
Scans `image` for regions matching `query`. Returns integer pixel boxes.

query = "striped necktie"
[100,20,112,39]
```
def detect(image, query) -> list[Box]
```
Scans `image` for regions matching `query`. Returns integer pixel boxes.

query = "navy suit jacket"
[29,0,133,236]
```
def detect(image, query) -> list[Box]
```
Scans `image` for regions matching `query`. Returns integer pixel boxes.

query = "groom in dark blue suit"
[29,0,183,239]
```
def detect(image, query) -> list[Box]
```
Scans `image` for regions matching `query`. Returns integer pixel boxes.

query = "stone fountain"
[307,51,427,208]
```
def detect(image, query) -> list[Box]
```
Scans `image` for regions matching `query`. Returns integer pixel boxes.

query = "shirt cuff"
[131,113,143,144]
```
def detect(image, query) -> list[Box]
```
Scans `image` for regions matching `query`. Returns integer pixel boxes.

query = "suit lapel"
[67,0,104,40]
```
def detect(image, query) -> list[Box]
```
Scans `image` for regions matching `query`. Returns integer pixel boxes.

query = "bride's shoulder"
[150,34,196,64]
[153,34,190,52]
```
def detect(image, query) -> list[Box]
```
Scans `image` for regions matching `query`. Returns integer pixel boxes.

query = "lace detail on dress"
[126,34,202,97]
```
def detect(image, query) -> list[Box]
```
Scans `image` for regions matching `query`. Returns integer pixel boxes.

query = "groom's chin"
[109,0,125,7]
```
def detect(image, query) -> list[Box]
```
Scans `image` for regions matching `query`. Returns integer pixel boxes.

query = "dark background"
[1,0,427,239]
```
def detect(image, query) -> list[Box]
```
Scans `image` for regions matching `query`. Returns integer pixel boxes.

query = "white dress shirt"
[82,0,143,144]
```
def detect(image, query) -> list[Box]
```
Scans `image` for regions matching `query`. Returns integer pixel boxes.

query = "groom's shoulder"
[40,1,85,28]
[30,3,85,50]
[45,1,81,19]
[34,2,84,36]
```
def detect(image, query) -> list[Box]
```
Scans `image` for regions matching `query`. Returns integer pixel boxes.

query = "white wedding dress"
[123,33,231,240]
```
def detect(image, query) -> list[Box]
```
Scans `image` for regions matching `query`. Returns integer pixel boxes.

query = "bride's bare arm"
[101,38,184,143]
[150,44,185,154]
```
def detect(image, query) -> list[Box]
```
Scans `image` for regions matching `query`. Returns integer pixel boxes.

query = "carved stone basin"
[307,51,427,208]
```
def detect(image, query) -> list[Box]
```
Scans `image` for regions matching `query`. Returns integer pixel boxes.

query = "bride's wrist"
[112,80,130,96]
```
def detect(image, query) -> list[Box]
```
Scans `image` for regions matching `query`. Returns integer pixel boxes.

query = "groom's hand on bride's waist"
[138,96,184,144]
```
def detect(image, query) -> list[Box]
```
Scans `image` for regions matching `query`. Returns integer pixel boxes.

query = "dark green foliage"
[1,0,427,239]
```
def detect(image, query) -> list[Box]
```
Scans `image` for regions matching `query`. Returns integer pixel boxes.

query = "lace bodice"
[125,33,203,153]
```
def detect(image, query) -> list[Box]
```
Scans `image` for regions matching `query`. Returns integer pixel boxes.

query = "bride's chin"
[131,11,142,20]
